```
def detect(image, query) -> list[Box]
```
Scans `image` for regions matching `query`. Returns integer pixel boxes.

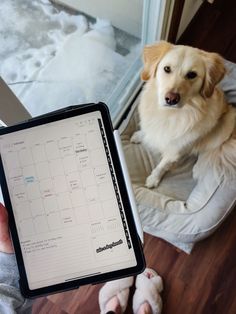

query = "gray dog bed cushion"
[120,60,236,254]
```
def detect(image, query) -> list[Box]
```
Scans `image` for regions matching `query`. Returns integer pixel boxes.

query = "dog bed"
[119,60,236,253]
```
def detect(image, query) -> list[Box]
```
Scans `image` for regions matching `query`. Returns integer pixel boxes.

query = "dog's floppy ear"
[201,51,226,98]
[141,41,173,81]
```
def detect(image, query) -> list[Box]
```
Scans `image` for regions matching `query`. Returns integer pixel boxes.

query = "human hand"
[0,203,13,253]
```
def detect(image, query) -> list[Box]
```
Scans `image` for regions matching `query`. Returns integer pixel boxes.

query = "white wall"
[52,0,143,38]
[177,0,202,40]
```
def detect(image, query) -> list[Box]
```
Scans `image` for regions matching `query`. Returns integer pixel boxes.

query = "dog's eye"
[164,66,171,73]
[186,71,197,79]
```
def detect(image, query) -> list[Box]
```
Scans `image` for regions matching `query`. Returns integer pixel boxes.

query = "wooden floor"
[178,0,236,62]
[32,206,236,314]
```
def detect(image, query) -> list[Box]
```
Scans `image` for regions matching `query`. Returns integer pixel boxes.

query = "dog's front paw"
[145,174,161,189]
[130,130,143,144]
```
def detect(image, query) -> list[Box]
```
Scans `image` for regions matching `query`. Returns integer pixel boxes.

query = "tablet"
[0,103,145,298]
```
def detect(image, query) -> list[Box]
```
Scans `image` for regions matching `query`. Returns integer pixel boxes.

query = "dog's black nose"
[165,92,180,105]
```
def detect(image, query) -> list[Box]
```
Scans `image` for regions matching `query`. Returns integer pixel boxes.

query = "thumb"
[0,203,13,253]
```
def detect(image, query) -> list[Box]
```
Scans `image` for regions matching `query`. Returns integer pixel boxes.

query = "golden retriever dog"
[131,41,236,188]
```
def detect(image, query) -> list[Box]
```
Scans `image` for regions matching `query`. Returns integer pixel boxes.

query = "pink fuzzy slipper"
[99,276,134,314]
[132,268,163,314]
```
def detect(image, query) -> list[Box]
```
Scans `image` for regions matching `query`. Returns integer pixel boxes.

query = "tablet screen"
[0,110,137,290]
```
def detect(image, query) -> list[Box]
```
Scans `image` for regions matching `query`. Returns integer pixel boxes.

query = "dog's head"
[141,41,226,108]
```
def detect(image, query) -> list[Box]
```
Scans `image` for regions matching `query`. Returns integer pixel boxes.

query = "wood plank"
[178,0,236,62]
[168,0,186,43]
[32,297,67,314]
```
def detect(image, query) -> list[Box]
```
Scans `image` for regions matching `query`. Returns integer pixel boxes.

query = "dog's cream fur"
[132,41,236,188]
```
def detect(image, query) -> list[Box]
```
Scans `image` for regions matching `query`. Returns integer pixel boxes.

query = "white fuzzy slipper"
[132,268,163,314]
[99,276,134,314]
